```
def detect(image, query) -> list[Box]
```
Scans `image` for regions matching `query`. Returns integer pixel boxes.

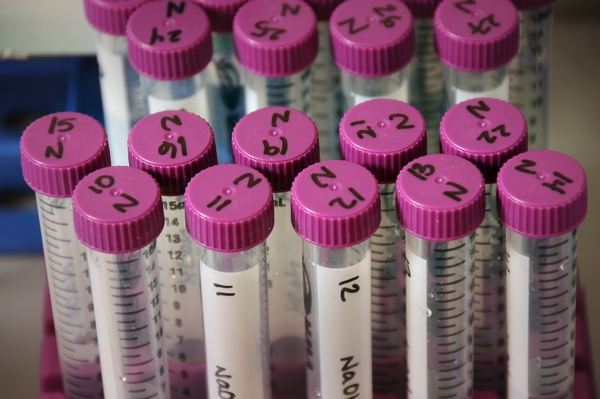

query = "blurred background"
[0,0,598,397]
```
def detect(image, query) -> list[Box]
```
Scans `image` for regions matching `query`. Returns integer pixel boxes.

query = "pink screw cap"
[510,0,556,11]
[186,164,274,252]
[193,0,249,33]
[434,0,519,72]
[233,0,318,77]
[84,0,149,36]
[330,0,415,78]
[339,98,427,183]
[232,106,320,192]
[401,0,443,19]
[20,112,110,198]
[303,0,346,21]
[396,154,485,241]
[72,166,164,253]
[291,160,381,248]
[440,97,528,183]
[497,150,587,238]
[127,0,213,80]
[128,110,218,196]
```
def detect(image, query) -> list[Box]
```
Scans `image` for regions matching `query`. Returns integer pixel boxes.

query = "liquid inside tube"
[244,68,312,114]
[444,66,509,108]
[341,69,408,111]
[142,72,209,118]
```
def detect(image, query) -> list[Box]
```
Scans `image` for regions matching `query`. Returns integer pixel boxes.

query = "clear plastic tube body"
[371,184,406,397]
[95,32,145,166]
[509,7,553,151]
[205,32,245,163]
[159,195,205,399]
[409,18,445,155]
[506,230,576,399]
[244,68,311,114]
[341,69,409,111]
[267,192,306,397]
[303,239,373,399]
[36,194,103,399]
[444,66,509,109]
[199,242,271,399]
[472,185,506,395]
[141,71,209,118]
[87,241,169,399]
[310,21,342,160]
[405,233,475,399]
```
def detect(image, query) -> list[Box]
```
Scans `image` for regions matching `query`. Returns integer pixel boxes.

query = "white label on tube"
[455,76,509,104]
[148,89,208,119]
[353,79,409,106]
[201,262,266,399]
[317,256,372,399]
[96,44,131,166]
[405,247,428,399]
[506,247,530,399]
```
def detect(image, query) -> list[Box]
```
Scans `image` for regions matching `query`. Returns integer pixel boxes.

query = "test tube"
[439,97,528,396]
[127,0,213,117]
[20,112,110,399]
[402,0,444,154]
[303,0,345,160]
[497,150,587,399]
[231,106,320,398]
[291,160,381,399]
[194,0,248,164]
[508,0,556,150]
[396,154,485,399]
[72,166,168,399]
[330,0,415,110]
[233,0,318,114]
[127,110,218,399]
[339,98,427,398]
[83,0,148,166]
[185,164,274,399]
[434,0,519,108]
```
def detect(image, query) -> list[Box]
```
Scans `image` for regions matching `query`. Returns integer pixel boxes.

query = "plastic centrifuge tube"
[20,112,111,399]
[396,154,486,399]
[302,0,345,160]
[185,164,274,399]
[83,0,148,166]
[127,0,213,117]
[439,97,528,397]
[434,0,519,109]
[72,166,168,399]
[194,0,248,164]
[402,0,444,154]
[231,106,320,398]
[128,110,218,399]
[509,0,556,150]
[291,160,381,399]
[233,0,318,115]
[330,0,415,111]
[339,98,427,398]
[497,150,587,399]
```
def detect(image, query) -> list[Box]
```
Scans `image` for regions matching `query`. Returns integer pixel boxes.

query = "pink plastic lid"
[20,112,110,198]
[72,166,164,253]
[291,160,381,248]
[401,0,443,19]
[233,0,318,77]
[193,0,249,33]
[128,110,217,196]
[497,150,587,238]
[440,98,528,184]
[434,0,519,72]
[83,0,149,36]
[330,0,415,78]
[232,107,320,192]
[185,164,274,252]
[127,0,213,80]
[396,154,485,241]
[510,0,556,11]
[339,99,427,183]
[303,0,346,21]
